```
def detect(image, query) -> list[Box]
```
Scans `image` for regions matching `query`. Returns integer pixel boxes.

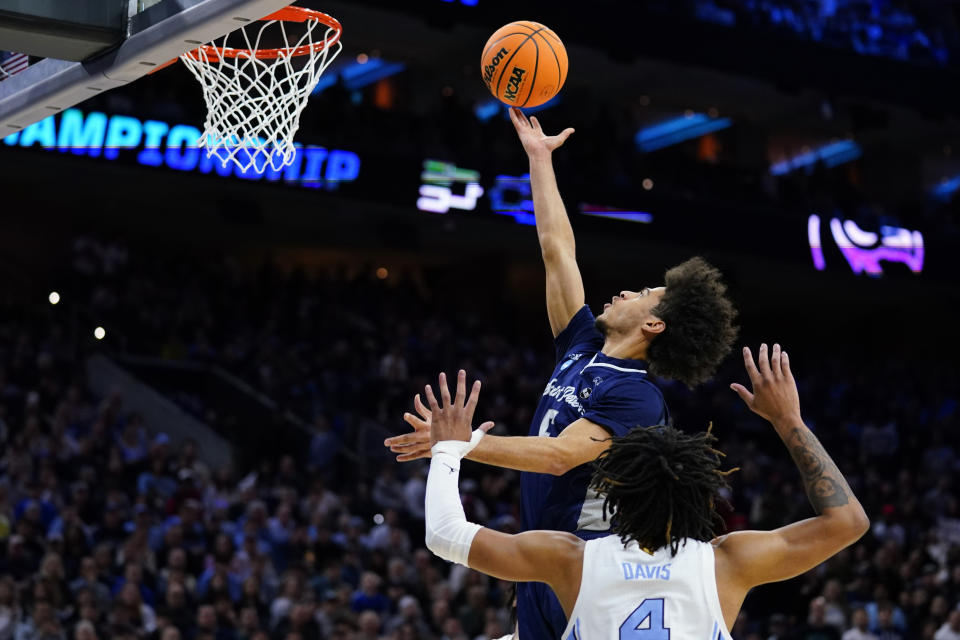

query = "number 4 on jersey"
[620,598,669,640]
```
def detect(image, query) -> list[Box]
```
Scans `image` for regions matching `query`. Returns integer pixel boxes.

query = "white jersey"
[560,535,732,640]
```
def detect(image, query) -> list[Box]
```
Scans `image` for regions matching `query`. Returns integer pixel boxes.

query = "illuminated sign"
[489,173,534,225]
[2,109,361,190]
[423,165,654,227]
[416,160,484,213]
[807,214,924,276]
[931,174,960,202]
[579,204,653,224]
[770,141,860,175]
[488,174,655,227]
[635,113,732,153]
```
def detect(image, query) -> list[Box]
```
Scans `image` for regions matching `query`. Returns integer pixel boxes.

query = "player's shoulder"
[709,530,775,573]
[588,370,664,400]
[556,306,602,343]
[564,304,597,328]
[587,533,626,551]
[575,534,625,566]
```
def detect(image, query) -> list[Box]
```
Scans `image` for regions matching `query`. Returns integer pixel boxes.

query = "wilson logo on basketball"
[503,66,527,102]
[482,47,509,87]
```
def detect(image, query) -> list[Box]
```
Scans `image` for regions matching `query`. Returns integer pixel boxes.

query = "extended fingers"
[424,384,440,411]
[757,343,771,378]
[781,350,794,382]
[402,411,428,431]
[385,432,429,448]
[396,449,431,462]
[465,379,481,415]
[742,346,761,385]
[510,107,528,129]
[438,372,451,407]
[770,343,782,378]
[413,393,430,420]
[730,382,755,405]
[454,370,467,407]
[556,127,575,144]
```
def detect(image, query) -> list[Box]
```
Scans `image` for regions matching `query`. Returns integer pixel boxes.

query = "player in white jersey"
[421,344,870,639]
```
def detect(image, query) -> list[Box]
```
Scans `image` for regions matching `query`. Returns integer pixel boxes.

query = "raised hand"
[730,344,802,427]
[385,372,493,461]
[384,393,434,462]
[425,370,492,446]
[509,107,574,158]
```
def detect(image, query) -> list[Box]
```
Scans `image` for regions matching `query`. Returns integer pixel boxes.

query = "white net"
[179,10,342,173]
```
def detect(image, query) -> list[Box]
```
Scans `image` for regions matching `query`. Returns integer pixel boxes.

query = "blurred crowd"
[0,236,958,640]
[678,0,959,65]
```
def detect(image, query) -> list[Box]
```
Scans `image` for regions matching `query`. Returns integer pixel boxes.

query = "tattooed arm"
[783,421,855,512]
[711,344,870,629]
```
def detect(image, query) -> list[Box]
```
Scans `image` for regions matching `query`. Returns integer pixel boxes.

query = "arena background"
[1,1,960,639]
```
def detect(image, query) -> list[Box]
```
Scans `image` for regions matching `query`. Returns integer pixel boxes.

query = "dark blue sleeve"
[554,305,603,362]
[581,379,667,437]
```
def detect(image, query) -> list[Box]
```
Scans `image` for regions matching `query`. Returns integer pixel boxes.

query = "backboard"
[0,0,296,133]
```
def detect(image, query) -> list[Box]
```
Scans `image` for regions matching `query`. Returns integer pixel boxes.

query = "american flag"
[0,51,29,78]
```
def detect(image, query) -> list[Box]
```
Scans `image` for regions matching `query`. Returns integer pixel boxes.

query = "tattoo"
[788,428,850,512]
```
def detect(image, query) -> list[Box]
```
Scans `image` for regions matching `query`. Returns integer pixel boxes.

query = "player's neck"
[601,335,648,361]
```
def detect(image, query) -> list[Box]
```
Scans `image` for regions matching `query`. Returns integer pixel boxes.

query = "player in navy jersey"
[385,108,737,639]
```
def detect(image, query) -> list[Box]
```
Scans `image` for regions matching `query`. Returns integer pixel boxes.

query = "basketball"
[480,21,568,108]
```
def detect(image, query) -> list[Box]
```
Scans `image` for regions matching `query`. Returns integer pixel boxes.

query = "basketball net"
[179,8,342,173]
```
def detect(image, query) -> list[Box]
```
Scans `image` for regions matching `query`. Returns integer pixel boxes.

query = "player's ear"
[641,316,665,338]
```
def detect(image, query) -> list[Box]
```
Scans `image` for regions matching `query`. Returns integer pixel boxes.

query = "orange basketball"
[480,21,568,108]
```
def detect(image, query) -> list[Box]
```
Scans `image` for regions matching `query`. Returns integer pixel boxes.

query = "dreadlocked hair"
[589,424,737,556]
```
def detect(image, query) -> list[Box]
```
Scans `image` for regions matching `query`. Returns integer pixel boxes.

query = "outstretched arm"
[422,371,583,617]
[509,108,584,337]
[465,418,611,475]
[385,391,611,475]
[714,345,869,623]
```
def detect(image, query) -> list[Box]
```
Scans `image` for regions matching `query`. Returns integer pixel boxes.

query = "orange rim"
[183,6,342,62]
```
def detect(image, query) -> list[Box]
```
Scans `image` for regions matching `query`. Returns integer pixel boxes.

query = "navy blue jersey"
[518,306,670,640]
[520,305,669,534]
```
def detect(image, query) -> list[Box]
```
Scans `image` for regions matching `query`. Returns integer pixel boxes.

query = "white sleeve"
[424,431,486,566]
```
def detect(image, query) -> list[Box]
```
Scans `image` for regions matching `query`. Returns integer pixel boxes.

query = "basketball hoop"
[179,6,342,173]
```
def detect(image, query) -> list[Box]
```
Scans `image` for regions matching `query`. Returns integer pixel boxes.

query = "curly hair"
[647,257,737,387]
[589,425,735,556]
